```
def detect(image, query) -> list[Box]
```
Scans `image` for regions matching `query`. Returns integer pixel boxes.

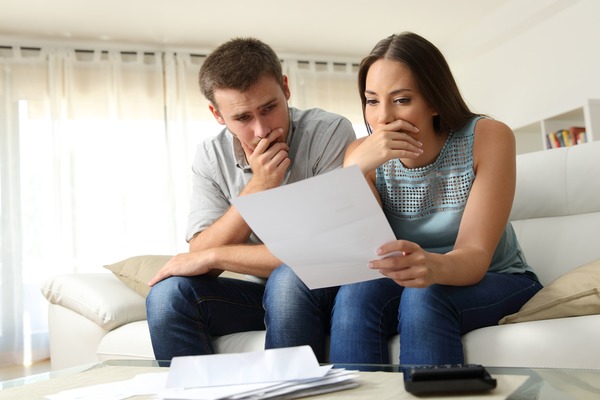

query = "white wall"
[450,0,600,152]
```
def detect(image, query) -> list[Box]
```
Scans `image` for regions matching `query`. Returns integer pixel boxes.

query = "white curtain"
[0,43,360,367]
[285,59,368,137]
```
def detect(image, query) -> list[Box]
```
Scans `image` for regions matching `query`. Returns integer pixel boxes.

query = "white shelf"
[513,99,599,152]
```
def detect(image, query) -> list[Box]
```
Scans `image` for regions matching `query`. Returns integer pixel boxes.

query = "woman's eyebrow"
[365,88,413,95]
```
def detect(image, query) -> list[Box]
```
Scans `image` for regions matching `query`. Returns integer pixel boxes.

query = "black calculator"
[402,364,497,395]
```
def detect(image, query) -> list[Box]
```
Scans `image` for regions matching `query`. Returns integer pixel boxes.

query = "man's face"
[209,75,291,154]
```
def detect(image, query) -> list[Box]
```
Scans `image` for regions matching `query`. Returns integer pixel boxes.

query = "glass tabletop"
[0,360,164,390]
[2,360,599,399]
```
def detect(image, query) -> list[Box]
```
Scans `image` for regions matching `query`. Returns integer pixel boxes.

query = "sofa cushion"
[500,258,600,324]
[42,273,147,330]
[97,320,155,361]
[104,255,172,297]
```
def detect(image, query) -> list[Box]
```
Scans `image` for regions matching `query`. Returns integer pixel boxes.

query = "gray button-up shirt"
[186,107,356,243]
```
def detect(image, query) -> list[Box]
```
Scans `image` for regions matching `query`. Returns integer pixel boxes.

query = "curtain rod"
[0,45,206,57]
[0,45,359,67]
[0,34,361,64]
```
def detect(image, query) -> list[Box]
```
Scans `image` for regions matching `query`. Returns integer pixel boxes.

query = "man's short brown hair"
[199,37,284,107]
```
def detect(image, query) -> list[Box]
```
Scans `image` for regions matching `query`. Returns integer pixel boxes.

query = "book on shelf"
[570,126,587,145]
[546,127,586,148]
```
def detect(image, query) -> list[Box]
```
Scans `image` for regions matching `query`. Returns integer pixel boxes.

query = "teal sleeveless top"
[375,116,535,275]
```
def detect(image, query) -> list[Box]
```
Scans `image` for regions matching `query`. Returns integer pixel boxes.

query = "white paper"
[45,372,168,400]
[166,345,330,389]
[45,347,356,400]
[231,165,396,288]
[160,346,358,400]
[160,370,359,400]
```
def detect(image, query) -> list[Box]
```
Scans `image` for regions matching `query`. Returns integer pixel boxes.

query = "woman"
[264,32,542,366]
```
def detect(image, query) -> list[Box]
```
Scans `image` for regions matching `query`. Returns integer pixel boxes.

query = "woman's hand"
[344,119,423,174]
[369,240,437,288]
[148,251,220,286]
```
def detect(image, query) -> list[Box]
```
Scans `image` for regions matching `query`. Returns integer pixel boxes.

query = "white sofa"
[42,141,600,371]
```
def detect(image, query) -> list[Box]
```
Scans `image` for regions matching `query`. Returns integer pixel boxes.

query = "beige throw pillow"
[104,255,172,298]
[499,258,600,324]
[104,255,248,297]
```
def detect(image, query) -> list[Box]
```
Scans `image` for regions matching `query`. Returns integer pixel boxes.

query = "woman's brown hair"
[358,32,476,135]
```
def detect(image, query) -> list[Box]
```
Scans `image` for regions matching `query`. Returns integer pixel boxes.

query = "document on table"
[231,165,397,289]
[45,346,360,400]
[161,346,359,399]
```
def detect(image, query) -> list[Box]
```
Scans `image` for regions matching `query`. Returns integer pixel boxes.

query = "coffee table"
[1,360,599,399]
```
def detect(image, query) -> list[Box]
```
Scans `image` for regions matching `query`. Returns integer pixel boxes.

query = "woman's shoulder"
[472,117,514,145]
[472,117,516,165]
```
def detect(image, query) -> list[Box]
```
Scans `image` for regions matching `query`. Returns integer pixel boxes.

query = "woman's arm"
[370,118,517,287]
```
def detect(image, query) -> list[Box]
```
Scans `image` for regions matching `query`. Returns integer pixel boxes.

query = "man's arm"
[189,129,290,252]
[148,243,281,286]
[189,206,253,252]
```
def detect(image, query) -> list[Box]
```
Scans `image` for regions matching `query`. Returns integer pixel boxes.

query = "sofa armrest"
[41,272,147,331]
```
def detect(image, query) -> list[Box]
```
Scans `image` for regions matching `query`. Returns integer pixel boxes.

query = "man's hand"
[148,251,218,286]
[241,128,290,192]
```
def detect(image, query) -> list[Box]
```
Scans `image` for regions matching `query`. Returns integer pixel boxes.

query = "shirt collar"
[232,134,252,172]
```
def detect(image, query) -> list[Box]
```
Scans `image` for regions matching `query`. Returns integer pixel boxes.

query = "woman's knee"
[333,281,401,333]
[399,286,457,326]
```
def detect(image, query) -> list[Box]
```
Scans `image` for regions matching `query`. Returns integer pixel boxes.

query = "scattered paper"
[231,165,397,288]
[45,371,168,400]
[160,369,359,400]
[166,345,330,388]
[161,346,358,399]
[45,347,358,400]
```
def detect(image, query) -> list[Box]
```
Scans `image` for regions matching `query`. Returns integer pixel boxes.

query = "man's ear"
[282,75,291,101]
[209,103,226,125]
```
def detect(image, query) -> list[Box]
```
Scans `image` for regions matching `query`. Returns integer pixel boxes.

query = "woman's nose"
[378,104,394,125]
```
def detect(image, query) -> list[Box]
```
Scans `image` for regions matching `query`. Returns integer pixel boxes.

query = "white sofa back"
[510,141,600,285]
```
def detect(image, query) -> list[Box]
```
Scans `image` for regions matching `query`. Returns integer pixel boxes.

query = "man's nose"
[255,119,271,139]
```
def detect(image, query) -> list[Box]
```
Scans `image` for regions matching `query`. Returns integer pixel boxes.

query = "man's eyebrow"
[259,98,278,109]
[230,98,278,120]
[230,111,250,120]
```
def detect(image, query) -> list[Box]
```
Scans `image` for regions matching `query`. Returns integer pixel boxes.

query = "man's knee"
[264,265,313,314]
[265,265,304,295]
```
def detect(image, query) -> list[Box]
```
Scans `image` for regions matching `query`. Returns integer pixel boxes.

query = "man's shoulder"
[290,107,354,140]
[291,106,349,124]
[197,128,231,150]
[193,128,234,165]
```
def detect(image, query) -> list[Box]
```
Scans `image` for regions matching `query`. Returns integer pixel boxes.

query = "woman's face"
[364,59,437,136]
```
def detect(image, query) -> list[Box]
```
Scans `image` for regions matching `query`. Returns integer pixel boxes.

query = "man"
[145,37,356,360]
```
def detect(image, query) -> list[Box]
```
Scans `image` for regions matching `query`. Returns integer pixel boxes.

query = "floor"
[0,359,52,382]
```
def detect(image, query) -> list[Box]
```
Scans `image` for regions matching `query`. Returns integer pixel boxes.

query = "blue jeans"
[263,265,402,363]
[399,272,542,364]
[263,265,542,365]
[146,275,265,360]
